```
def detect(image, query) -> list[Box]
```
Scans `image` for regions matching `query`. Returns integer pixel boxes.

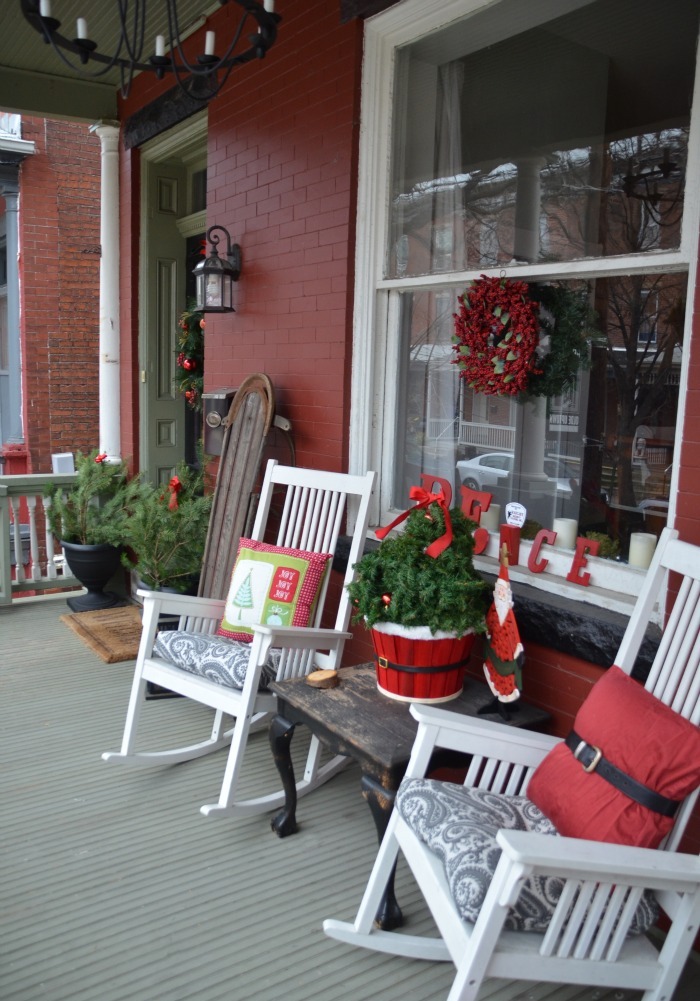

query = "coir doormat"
[60,604,143,663]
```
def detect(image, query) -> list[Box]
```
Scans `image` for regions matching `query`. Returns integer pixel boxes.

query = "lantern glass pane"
[205,273,223,309]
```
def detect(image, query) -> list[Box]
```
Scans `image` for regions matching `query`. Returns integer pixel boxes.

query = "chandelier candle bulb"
[205,31,216,56]
[480,503,501,533]
[155,35,165,57]
[76,18,88,40]
[629,532,657,569]
[40,0,51,16]
[264,0,275,10]
[553,518,578,550]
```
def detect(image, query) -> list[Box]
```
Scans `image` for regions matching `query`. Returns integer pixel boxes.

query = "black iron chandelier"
[22,1,280,102]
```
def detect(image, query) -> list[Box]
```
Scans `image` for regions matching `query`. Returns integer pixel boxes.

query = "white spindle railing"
[0,473,81,605]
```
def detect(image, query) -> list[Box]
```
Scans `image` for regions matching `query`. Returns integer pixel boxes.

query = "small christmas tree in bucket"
[348,486,489,703]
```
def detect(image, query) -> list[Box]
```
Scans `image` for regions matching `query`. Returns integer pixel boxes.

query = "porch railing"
[459,421,515,451]
[0,473,82,605]
[426,419,516,452]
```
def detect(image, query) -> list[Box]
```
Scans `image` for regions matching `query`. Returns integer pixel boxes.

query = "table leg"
[269,714,299,838]
[361,774,403,930]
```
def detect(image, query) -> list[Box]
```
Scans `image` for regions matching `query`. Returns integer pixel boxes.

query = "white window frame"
[349,0,700,612]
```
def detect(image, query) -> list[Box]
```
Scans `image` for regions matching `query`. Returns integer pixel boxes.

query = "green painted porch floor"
[1,597,698,1001]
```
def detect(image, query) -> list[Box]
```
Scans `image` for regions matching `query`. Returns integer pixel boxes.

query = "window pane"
[388,0,697,277]
[394,274,682,560]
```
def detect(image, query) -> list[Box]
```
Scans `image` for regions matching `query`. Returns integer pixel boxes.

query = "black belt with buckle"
[377,656,467,675]
[564,729,681,818]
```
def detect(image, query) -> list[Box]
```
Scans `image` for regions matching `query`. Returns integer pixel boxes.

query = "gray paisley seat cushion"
[153,630,281,690]
[395,778,659,934]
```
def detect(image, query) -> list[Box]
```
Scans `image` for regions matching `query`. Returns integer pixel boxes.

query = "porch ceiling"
[2,1,392,123]
[1,1,226,122]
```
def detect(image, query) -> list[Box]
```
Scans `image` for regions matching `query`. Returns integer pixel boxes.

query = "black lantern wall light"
[194,225,242,313]
[22,1,280,102]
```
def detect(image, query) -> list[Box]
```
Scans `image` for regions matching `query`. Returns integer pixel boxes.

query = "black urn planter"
[61,541,127,612]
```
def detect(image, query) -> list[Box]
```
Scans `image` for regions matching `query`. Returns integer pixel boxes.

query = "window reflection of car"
[456,452,578,498]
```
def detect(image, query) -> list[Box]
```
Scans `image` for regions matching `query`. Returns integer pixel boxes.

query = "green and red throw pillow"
[217,539,332,642]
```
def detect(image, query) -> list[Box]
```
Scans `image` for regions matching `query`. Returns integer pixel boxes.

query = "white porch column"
[0,175,23,444]
[91,120,122,462]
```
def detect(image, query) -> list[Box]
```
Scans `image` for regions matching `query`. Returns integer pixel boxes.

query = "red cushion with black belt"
[528,665,700,848]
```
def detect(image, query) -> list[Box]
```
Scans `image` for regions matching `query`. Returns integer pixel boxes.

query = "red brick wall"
[16,117,101,473]
[118,0,363,473]
[206,0,362,471]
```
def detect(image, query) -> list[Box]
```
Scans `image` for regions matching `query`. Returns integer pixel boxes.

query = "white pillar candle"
[628,532,657,569]
[76,18,88,39]
[553,517,578,549]
[205,30,216,55]
[480,503,501,533]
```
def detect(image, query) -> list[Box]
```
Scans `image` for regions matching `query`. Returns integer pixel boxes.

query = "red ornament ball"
[199,318,206,329]
[381,593,392,606]
[182,357,197,372]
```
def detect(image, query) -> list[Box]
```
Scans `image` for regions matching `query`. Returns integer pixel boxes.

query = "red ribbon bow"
[375,486,453,558]
[168,475,182,511]
[94,453,108,463]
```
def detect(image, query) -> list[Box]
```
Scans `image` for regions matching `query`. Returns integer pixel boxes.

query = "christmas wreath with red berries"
[175,304,205,410]
[452,274,542,396]
[452,275,598,399]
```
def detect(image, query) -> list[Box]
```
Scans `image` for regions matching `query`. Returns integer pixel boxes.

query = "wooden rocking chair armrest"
[250,624,351,650]
[408,703,560,760]
[138,588,226,621]
[496,829,700,891]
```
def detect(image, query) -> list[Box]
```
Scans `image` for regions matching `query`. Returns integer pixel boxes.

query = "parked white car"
[456,452,578,497]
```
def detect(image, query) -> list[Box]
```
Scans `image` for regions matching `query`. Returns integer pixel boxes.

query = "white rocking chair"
[103,460,376,819]
[324,527,700,1001]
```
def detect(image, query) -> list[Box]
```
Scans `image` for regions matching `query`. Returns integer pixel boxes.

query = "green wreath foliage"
[524,282,600,400]
[347,503,489,636]
[176,303,205,410]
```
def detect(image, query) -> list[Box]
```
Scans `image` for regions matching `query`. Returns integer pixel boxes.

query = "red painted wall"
[118,0,363,474]
[205,4,362,472]
[13,117,101,473]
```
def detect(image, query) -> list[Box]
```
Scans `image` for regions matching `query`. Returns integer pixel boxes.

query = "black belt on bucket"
[377,656,468,676]
[564,729,681,817]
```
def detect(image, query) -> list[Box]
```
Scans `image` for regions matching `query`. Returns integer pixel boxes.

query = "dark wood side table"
[267,664,550,930]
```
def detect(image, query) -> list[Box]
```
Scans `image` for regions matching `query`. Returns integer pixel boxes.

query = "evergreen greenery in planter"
[348,498,490,702]
[45,450,139,547]
[348,501,489,637]
[121,462,212,593]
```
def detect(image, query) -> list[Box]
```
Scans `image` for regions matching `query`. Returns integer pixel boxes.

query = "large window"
[353,0,699,599]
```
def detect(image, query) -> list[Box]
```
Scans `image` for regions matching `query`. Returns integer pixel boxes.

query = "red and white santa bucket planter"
[347,486,489,705]
[370,622,477,703]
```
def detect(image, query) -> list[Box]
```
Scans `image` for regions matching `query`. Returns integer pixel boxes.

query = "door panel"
[142,161,187,484]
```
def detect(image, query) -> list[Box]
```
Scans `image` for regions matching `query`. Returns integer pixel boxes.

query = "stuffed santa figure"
[480,545,524,715]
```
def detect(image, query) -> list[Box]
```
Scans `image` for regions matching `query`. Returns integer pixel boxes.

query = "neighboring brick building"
[0,114,101,475]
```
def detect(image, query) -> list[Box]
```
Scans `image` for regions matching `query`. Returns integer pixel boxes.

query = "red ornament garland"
[175,307,205,410]
[453,275,542,396]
